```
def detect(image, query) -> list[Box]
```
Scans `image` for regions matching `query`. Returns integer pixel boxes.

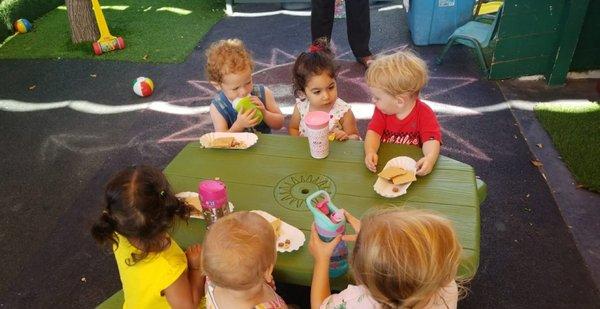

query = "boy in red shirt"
[364,51,441,176]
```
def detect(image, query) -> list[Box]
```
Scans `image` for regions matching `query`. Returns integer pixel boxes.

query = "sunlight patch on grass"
[534,101,600,192]
[156,7,192,15]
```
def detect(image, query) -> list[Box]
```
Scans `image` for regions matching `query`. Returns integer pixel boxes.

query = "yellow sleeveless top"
[114,233,187,309]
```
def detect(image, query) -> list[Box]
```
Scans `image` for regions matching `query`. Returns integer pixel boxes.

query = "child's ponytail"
[91,210,118,248]
[308,37,334,59]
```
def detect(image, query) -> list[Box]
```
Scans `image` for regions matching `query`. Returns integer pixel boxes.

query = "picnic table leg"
[476,178,487,205]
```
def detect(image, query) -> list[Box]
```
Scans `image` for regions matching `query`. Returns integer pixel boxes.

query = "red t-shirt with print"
[367,99,441,146]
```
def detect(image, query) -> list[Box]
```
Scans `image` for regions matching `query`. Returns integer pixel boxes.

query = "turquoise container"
[306,190,349,278]
[407,0,476,45]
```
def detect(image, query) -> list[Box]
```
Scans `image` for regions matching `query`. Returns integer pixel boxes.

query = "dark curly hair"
[90,165,190,265]
[292,37,338,98]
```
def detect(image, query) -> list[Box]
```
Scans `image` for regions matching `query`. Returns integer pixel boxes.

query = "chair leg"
[436,38,456,65]
[473,46,488,75]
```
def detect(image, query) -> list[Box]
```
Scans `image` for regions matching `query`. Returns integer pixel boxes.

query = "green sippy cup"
[233,96,264,123]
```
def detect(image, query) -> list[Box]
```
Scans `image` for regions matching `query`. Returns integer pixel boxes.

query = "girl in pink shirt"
[309,209,464,309]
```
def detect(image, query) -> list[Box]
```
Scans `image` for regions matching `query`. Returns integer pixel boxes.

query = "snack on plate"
[270,218,282,238]
[181,195,202,217]
[210,137,247,149]
[391,172,417,185]
[211,137,235,148]
[373,156,418,198]
[378,166,416,185]
[377,167,406,180]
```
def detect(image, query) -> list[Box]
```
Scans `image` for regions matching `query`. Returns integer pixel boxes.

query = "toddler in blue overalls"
[205,39,284,133]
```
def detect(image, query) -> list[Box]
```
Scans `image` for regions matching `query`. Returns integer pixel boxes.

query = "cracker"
[211,137,235,148]
[378,167,407,180]
[270,218,282,238]
[391,171,417,185]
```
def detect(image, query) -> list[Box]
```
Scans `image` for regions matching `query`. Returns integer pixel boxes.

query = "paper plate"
[251,210,306,253]
[373,156,417,198]
[199,132,258,149]
[175,191,234,219]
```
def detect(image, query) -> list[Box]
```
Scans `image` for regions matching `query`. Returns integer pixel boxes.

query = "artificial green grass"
[534,101,600,192]
[0,0,63,42]
[0,0,225,63]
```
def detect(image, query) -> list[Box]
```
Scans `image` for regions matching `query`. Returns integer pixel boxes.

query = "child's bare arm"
[209,104,231,132]
[260,87,284,130]
[288,105,301,136]
[185,244,205,305]
[164,271,197,309]
[211,103,259,132]
[416,140,440,176]
[340,109,360,140]
[309,225,340,309]
[364,130,381,172]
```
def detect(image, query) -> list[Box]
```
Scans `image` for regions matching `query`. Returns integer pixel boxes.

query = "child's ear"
[210,81,222,90]
[394,95,405,105]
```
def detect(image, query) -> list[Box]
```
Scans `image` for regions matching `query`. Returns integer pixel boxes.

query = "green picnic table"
[97,134,485,308]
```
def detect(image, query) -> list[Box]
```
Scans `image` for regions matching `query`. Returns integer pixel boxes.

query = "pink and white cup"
[198,180,230,228]
[304,111,330,159]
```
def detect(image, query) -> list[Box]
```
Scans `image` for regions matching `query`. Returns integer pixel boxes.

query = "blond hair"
[205,39,254,83]
[202,211,276,290]
[351,209,463,309]
[365,51,428,96]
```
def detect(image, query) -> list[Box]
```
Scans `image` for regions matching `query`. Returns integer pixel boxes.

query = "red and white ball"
[132,77,154,97]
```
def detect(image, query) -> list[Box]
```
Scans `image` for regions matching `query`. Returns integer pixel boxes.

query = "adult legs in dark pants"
[311,0,373,64]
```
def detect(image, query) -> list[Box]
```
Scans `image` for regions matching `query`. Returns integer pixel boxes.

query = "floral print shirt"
[321,281,458,309]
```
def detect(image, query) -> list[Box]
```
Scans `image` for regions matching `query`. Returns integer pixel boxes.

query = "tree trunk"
[66,0,99,43]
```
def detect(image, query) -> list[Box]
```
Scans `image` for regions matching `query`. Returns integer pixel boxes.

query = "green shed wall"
[489,0,564,79]
[570,0,600,71]
[488,0,599,83]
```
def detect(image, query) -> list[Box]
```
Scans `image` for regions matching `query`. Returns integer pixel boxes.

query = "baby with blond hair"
[202,211,287,308]
[310,208,463,309]
[364,50,441,176]
[205,39,284,133]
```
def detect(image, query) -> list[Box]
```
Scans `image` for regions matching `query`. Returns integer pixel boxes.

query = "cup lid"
[305,111,330,129]
[232,95,251,110]
[198,180,227,201]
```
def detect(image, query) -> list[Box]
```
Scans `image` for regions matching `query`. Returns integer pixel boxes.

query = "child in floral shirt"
[309,209,463,309]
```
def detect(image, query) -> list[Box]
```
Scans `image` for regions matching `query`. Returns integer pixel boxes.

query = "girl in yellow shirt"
[91,165,204,309]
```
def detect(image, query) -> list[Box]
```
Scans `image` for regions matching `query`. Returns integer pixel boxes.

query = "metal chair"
[436,4,504,74]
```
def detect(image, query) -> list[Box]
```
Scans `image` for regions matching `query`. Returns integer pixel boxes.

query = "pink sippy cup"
[198,180,230,228]
[304,111,330,159]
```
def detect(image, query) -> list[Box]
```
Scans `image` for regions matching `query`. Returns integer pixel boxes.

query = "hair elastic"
[308,44,323,53]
